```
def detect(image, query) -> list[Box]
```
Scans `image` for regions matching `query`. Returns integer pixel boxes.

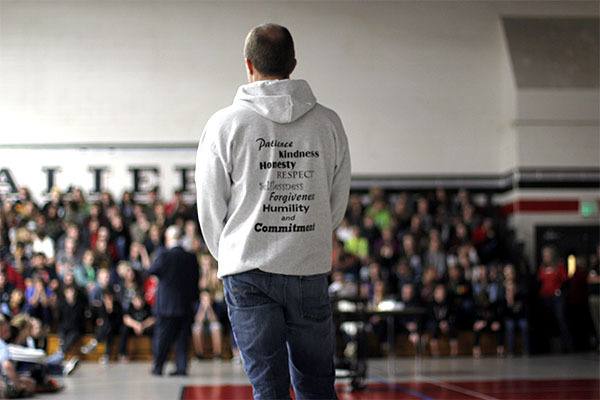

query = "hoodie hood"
[234,79,317,124]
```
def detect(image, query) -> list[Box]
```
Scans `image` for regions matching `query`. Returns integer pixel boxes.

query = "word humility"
[262,203,310,214]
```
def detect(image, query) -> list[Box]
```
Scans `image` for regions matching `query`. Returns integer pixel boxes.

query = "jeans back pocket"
[300,274,331,322]
[224,270,272,308]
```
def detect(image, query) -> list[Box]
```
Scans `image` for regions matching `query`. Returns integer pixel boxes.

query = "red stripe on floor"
[181,379,600,400]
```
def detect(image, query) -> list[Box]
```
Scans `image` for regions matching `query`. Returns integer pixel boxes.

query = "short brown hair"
[244,23,295,78]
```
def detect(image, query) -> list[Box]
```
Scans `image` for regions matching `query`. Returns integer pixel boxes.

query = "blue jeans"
[505,317,529,354]
[223,269,337,400]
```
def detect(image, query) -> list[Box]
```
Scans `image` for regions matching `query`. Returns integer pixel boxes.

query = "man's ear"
[289,58,297,75]
[244,58,254,76]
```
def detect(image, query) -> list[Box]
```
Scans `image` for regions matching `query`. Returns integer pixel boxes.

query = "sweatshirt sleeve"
[195,123,231,260]
[330,122,351,230]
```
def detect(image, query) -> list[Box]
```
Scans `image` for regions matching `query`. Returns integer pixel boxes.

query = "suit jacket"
[148,246,200,318]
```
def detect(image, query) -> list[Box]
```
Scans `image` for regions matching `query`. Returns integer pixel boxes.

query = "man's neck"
[250,74,288,83]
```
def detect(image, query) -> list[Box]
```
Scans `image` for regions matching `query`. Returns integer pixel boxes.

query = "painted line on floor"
[392,384,435,400]
[425,380,500,400]
[368,375,435,400]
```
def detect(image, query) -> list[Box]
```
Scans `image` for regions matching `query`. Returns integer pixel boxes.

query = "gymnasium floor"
[36,354,599,400]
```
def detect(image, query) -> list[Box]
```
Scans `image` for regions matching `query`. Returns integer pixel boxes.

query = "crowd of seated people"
[0,186,228,378]
[329,188,599,356]
[0,183,597,392]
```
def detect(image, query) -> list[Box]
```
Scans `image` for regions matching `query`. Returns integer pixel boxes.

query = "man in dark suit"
[146,225,199,376]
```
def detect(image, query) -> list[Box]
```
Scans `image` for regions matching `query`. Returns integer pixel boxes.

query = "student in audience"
[181,220,199,253]
[28,315,78,375]
[345,226,369,261]
[390,259,415,295]
[56,285,85,359]
[419,266,438,305]
[118,292,155,361]
[129,208,150,245]
[538,246,573,352]
[365,280,389,353]
[361,215,381,249]
[0,271,14,316]
[118,263,140,311]
[471,265,505,357]
[9,289,25,317]
[144,224,164,259]
[392,193,412,233]
[74,249,96,291]
[565,255,595,352]
[367,199,393,231]
[328,271,358,298]
[128,242,151,272]
[24,276,53,325]
[503,264,529,355]
[89,267,111,306]
[192,289,223,359]
[345,195,364,227]
[373,227,400,270]
[81,289,123,364]
[401,234,423,279]
[1,252,26,292]
[360,262,386,294]
[447,264,473,330]
[397,283,422,349]
[119,191,136,225]
[425,234,446,279]
[109,215,130,262]
[25,252,56,285]
[198,254,228,341]
[32,228,55,263]
[332,238,360,275]
[0,315,36,397]
[426,284,458,357]
[55,237,80,279]
[10,314,78,379]
[27,318,50,359]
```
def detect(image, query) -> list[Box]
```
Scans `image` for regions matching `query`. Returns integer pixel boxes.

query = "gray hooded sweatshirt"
[195,79,351,278]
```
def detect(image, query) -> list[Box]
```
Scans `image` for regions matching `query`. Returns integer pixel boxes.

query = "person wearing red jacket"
[0,259,25,292]
[538,246,572,352]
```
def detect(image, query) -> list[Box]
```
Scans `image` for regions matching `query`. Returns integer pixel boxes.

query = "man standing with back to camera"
[196,23,351,400]
[147,226,199,376]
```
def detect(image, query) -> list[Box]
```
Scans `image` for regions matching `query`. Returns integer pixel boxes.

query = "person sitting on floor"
[26,317,79,376]
[0,315,36,398]
[6,314,74,389]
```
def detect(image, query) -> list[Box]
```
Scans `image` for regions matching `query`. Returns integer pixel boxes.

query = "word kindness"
[256,139,319,159]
